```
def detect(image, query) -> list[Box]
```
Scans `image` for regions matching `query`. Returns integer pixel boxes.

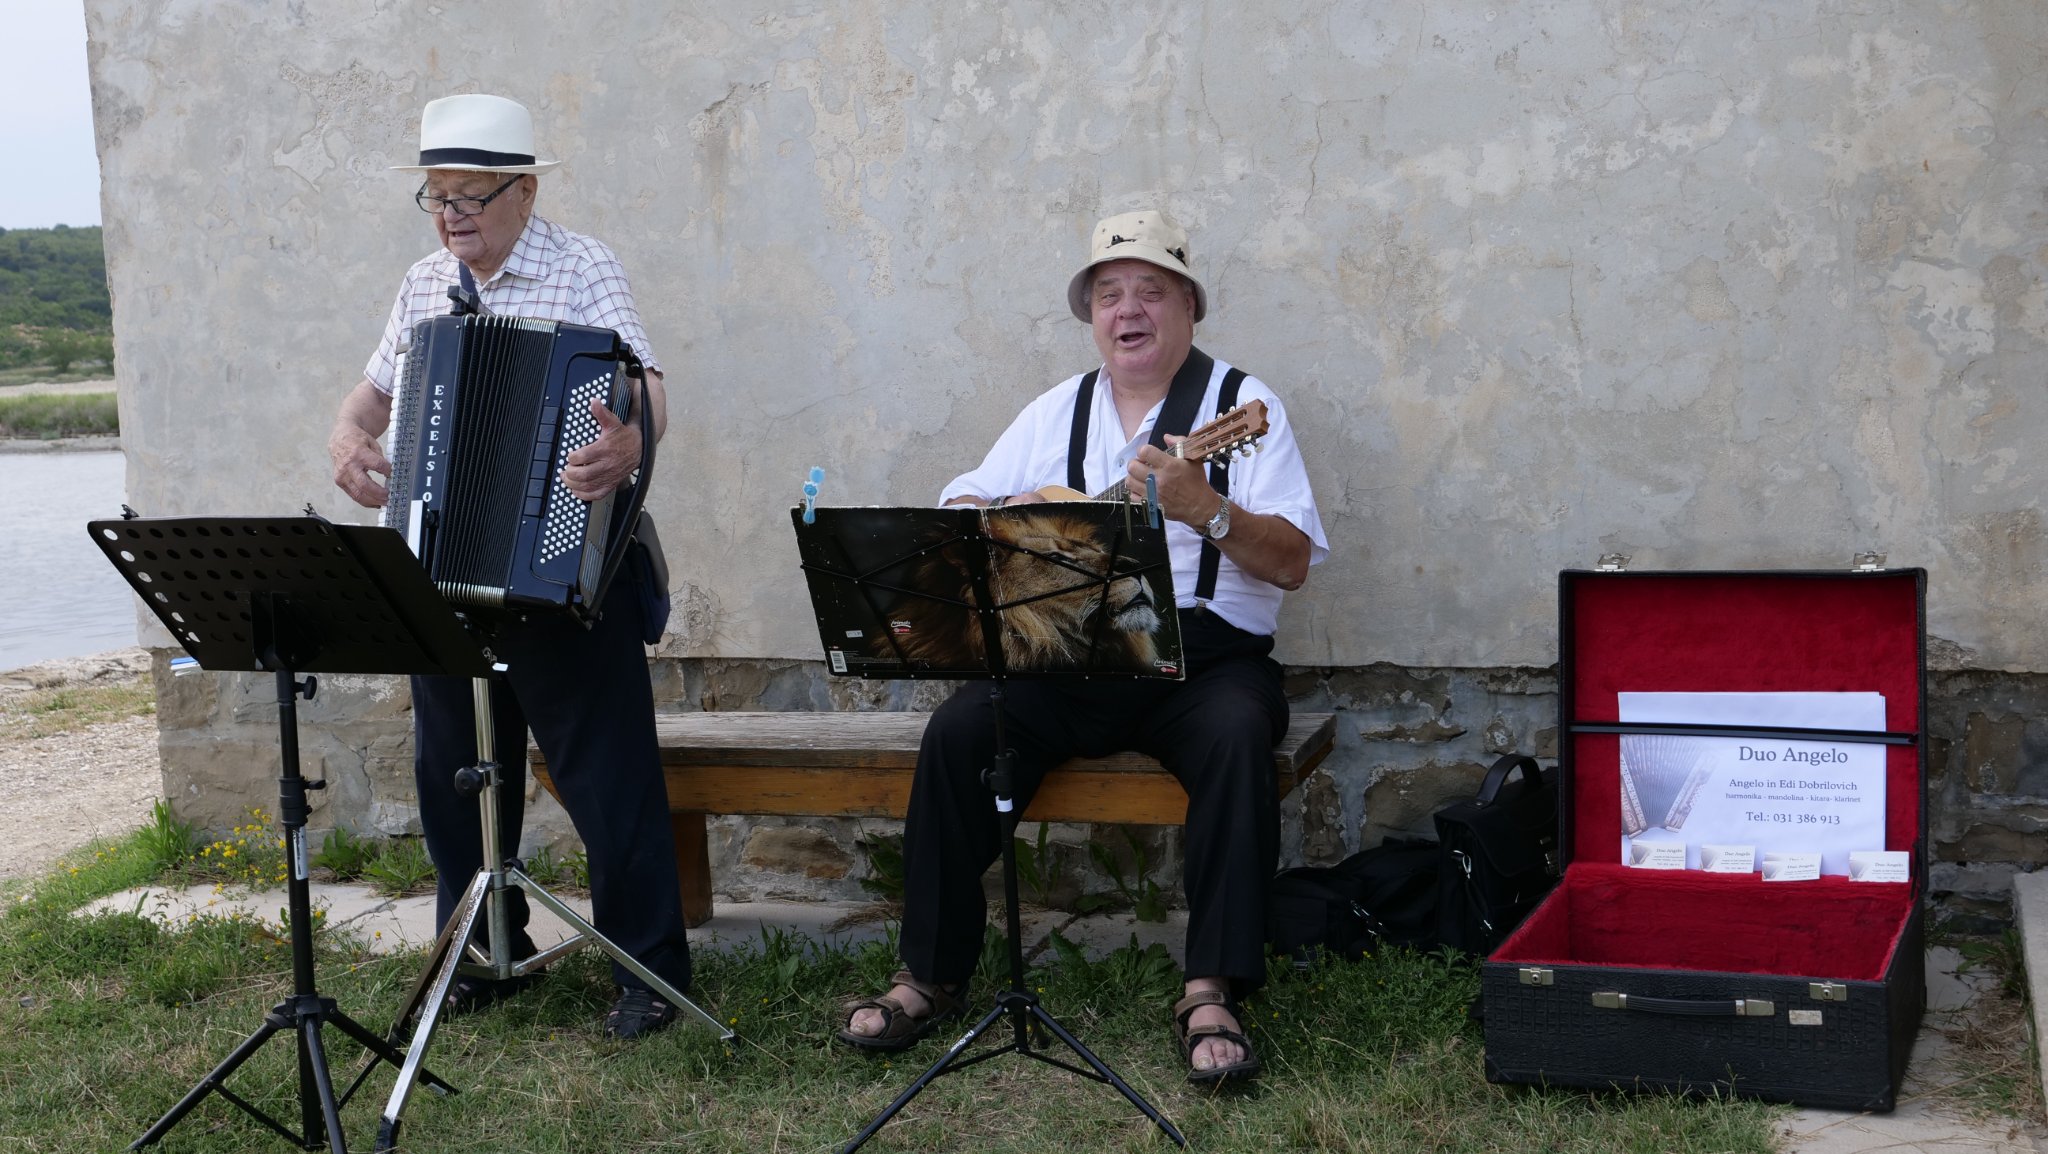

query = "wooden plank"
[672,811,713,927]
[658,760,1308,823]
[536,712,1335,776]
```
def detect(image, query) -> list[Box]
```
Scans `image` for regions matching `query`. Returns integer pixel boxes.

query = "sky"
[2,3,101,229]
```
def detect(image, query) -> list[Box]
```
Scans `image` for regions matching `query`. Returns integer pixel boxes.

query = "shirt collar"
[466,214,557,288]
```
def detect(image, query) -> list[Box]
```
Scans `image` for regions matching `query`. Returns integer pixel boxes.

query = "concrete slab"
[2016,871,2048,1122]
[1037,907,1189,967]
[1778,945,2048,1153]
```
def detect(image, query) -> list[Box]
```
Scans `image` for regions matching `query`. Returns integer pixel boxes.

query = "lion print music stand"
[791,501,1189,1152]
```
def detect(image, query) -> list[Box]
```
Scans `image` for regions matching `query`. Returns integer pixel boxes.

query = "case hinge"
[1852,551,1886,572]
[1518,967,1554,987]
[1596,553,1630,572]
[1808,981,1848,1002]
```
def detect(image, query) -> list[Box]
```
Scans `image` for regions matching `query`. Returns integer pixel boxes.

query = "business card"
[1762,851,1822,881]
[1848,850,1911,882]
[1628,840,1688,870]
[1699,844,1757,874]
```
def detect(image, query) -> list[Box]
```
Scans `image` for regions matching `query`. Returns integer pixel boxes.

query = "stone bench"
[533,710,1337,926]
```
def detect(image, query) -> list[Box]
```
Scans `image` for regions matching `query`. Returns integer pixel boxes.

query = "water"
[0,451,136,671]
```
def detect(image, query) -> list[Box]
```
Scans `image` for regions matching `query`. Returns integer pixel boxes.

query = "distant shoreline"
[0,435,119,454]
[0,379,119,452]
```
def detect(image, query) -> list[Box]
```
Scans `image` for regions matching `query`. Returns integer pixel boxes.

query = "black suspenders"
[1066,351,1247,602]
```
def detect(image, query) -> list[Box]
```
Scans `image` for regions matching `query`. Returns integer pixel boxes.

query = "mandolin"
[1030,399,1269,502]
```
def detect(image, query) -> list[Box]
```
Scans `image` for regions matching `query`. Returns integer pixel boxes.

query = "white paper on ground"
[1617,692,1887,876]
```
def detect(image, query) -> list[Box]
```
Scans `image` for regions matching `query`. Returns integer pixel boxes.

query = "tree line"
[0,225,114,375]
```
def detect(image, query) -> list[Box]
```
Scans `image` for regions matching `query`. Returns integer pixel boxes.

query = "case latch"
[1596,553,1630,572]
[1809,981,1848,1002]
[1852,551,1886,572]
[1518,967,1554,987]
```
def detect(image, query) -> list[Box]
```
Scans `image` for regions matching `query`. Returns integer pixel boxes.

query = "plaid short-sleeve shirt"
[363,213,662,395]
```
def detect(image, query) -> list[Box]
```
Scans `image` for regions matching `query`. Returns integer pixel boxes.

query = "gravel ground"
[0,647,159,884]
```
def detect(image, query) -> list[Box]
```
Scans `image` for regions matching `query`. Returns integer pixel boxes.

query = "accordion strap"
[587,350,657,620]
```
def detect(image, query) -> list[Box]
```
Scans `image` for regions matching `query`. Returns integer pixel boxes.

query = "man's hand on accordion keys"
[560,396,641,502]
[328,419,392,510]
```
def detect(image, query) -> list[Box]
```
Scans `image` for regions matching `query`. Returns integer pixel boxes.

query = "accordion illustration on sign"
[1617,734,1716,835]
[383,314,641,623]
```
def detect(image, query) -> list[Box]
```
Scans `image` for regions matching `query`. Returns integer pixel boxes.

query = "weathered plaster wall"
[87,0,2048,669]
[87,2,2048,913]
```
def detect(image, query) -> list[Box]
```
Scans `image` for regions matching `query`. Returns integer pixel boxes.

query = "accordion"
[383,313,647,623]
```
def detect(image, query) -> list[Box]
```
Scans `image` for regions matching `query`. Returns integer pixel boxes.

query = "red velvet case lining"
[1493,573,1923,980]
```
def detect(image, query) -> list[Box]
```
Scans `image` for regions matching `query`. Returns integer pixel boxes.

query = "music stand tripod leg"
[375,865,491,1150]
[375,677,729,1151]
[841,692,1186,1153]
[133,668,423,1153]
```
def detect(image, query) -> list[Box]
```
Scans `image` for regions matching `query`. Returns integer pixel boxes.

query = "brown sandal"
[1172,988,1262,1087]
[835,970,964,1053]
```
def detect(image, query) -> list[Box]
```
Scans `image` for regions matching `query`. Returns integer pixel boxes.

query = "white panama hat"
[390,93,560,175]
[1066,209,1207,323]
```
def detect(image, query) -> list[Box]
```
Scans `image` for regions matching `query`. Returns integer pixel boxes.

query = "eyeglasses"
[415,175,523,217]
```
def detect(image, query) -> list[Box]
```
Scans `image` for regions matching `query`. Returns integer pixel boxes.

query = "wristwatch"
[1200,497,1231,541]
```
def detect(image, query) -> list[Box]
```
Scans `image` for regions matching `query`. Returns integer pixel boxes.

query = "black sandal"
[835,970,964,1053]
[1172,988,1261,1087]
[604,987,677,1040]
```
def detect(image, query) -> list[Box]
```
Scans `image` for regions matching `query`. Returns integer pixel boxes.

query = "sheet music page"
[1616,692,1888,876]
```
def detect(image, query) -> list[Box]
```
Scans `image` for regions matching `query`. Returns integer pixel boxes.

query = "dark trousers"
[898,611,1287,990]
[410,576,690,993]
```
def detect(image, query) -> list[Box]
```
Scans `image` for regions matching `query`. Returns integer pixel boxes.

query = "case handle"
[1590,991,1774,1017]
[1474,753,1542,807]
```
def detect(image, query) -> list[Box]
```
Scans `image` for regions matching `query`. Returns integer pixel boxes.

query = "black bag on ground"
[1267,836,1440,962]
[1433,753,1559,956]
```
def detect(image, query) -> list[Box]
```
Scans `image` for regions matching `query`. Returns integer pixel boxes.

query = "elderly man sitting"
[837,209,1328,1085]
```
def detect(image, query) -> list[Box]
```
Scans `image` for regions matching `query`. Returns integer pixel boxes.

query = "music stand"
[90,514,481,1153]
[792,502,1189,1152]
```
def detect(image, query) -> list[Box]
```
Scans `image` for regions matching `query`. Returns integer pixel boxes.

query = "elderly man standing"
[838,210,1327,1085]
[327,93,687,1039]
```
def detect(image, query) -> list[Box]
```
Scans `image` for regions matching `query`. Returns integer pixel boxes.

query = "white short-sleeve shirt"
[364,214,662,396]
[939,355,1327,637]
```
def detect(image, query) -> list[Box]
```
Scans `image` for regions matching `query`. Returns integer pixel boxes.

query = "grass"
[0,677,154,740]
[0,828,1794,1154]
[0,389,117,438]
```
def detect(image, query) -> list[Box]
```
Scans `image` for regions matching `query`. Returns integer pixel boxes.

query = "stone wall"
[154,646,2041,925]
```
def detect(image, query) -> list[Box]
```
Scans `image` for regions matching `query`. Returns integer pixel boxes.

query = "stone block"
[1299,768,1345,865]
[1961,712,2025,793]
[741,825,855,879]
[1363,759,1486,845]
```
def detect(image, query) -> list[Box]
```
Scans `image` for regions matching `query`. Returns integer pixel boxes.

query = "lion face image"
[872,508,1165,672]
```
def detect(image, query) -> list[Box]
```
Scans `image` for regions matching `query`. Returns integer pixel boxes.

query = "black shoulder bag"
[1432,753,1560,956]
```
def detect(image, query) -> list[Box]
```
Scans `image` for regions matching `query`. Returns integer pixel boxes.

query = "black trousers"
[409,575,690,993]
[898,611,1287,990]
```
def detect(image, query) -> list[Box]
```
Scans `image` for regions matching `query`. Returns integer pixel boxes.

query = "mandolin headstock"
[1177,399,1269,464]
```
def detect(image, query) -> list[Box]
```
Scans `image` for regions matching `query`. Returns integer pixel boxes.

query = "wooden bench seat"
[532,710,1336,926]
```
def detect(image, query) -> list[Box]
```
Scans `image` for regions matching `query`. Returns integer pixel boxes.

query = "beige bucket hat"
[390,94,560,175]
[1066,209,1207,322]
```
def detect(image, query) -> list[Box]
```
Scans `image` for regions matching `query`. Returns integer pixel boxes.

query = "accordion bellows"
[384,314,635,621]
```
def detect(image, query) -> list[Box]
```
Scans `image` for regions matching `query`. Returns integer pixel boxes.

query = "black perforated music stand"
[90,513,484,1153]
[792,502,1188,1152]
